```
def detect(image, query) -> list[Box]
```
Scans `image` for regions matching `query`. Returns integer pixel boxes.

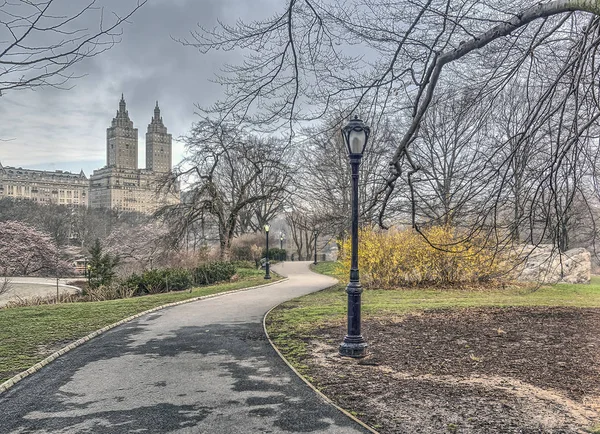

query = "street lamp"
[313,230,318,265]
[339,115,370,358]
[280,231,286,261]
[264,224,271,279]
[83,256,88,278]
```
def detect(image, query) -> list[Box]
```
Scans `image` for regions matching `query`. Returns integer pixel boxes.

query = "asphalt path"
[0,262,369,433]
[0,277,80,307]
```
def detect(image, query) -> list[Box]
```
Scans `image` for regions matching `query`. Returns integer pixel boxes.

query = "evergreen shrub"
[165,268,193,291]
[263,248,287,261]
[193,261,236,285]
[122,268,193,295]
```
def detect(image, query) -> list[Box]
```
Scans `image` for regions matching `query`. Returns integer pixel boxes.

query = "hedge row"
[263,248,287,261]
[122,261,238,296]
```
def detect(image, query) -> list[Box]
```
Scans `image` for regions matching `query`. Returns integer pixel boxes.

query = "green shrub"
[121,268,193,295]
[165,268,193,291]
[121,273,144,296]
[263,248,286,261]
[120,264,233,296]
[193,262,236,285]
[139,269,168,294]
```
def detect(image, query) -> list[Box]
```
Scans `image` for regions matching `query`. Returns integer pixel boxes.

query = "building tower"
[106,94,138,169]
[145,101,172,173]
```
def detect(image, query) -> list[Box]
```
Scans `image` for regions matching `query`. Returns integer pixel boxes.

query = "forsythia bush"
[340,226,507,288]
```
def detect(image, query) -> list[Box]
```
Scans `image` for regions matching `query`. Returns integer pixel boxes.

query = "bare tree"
[104,222,172,271]
[180,0,600,252]
[406,88,493,226]
[237,168,293,234]
[158,119,294,259]
[285,207,318,260]
[297,112,393,240]
[0,276,11,296]
[0,0,146,96]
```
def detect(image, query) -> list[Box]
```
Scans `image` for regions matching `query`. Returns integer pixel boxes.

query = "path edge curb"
[0,276,288,395]
[262,288,380,434]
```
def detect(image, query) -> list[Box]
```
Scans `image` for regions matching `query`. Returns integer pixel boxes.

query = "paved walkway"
[0,262,369,433]
[0,277,80,307]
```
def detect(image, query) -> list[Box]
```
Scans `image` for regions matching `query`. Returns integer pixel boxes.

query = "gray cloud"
[0,0,279,176]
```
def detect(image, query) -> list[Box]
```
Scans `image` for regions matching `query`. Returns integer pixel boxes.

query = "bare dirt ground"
[307,307,600,433]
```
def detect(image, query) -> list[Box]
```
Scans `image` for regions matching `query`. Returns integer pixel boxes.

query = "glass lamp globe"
[342,115,370,156]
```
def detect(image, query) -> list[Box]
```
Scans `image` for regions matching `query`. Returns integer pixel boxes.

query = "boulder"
[517,245,591,284]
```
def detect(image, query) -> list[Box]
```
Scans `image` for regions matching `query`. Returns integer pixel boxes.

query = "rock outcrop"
[517,245,591,284]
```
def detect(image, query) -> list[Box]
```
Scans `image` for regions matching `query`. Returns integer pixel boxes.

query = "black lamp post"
[83,257,88,278]
[313,230,318,265]
[339,115,370,358]
[280,231,285,261]
[264,224,271,279]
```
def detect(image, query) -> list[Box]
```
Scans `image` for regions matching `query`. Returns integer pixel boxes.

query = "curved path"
[0,262,369,433]
[0,277,80,307]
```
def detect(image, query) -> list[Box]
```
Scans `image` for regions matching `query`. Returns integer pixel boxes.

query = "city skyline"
[0,0,279,176]
[1,95,173,177]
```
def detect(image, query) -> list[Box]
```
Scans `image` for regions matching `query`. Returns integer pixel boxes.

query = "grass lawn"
[0,268,280,384]
[268,261,600,373]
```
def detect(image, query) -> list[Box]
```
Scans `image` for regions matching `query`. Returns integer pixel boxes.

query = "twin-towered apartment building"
[0,95,180,213]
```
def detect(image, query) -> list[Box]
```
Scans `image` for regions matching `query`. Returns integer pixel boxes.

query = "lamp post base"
[339,336,367,358]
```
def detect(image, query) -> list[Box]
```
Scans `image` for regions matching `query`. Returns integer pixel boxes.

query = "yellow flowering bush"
[339,226,507,288]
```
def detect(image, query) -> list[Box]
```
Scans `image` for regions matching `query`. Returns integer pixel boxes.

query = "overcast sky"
[0,0,278,176]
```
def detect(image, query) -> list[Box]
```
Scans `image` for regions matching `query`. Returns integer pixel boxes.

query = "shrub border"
[262,288,380,434]
[0,277,288,394]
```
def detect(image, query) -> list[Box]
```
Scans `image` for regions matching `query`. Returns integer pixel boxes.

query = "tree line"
[5,0,600,267]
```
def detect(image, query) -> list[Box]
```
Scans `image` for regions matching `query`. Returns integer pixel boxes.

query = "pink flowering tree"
[0,221,72,276]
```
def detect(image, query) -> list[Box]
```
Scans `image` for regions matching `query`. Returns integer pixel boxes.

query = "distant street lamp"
[264,224,271,279]
[339,115,370,358]
[313,230,318,265]
[280,231,286,261]
[83,256,88,278]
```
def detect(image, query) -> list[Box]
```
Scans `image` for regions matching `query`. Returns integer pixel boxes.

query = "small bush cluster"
[340,226,508,288]
[264,248,287,261]
[1,261,254,308]
[230,233,264,264]
[193,262,236,285]
[121,262,236,296]
[2,261,255,308]
[122,268,193,295]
